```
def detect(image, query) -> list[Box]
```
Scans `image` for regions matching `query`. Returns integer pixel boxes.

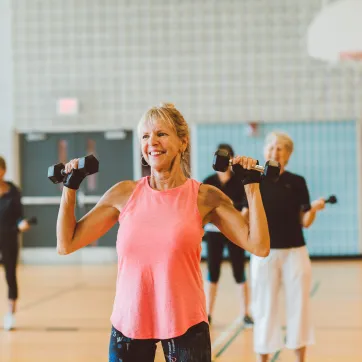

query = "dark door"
[20,131,133,248]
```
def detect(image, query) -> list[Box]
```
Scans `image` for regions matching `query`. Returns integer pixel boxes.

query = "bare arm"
[300,198,325,228]
[241,207,249,224]
[56,158,137,255]
[244,183,270,256]
[203,184,270,257]
[57,183,123,254]
[205,155,270,256]
[300,209,316,228]
[57,188,77,254]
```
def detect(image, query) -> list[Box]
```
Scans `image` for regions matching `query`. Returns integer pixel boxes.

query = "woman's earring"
[141,157,149,167]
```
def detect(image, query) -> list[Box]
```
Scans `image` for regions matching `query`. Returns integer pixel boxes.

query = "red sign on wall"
[57,98,79,115]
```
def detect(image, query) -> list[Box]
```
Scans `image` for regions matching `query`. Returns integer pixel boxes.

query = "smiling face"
[140,118,187,173]
[263,133,293,169]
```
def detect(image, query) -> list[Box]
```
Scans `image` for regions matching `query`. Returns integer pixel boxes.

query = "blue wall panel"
[196,121,359,257]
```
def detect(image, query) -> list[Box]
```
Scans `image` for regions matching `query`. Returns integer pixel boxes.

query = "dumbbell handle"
[27,216,37,225]
[227,159,265,173]
[59,160,95,176]
[60,168,81,176]
[324,195,337,204]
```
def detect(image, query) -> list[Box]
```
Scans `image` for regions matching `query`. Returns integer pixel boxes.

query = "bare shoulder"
[198,183,221,205]
[100,180,139,211]
[198,184,232,222]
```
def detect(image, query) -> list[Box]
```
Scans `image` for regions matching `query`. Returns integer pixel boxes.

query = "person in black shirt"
[203,144,254,326]
[0,156,31,331]
[242,133,325,362]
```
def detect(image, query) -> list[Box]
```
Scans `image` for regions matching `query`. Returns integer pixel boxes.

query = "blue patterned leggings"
[109,321,211,362]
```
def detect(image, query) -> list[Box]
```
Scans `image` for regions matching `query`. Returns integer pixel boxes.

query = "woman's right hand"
[62,159,86,190]
[64,159,80,174]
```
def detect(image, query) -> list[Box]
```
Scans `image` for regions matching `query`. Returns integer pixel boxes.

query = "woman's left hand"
[18,219,31,232]
[311,198,326,212]
[232,156,258,170]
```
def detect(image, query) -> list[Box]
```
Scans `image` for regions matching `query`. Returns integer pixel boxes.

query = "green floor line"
[213,324,246,360]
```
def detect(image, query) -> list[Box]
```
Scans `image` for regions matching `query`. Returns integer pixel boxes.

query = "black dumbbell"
[27,216,38,225]
[48,154,99,184]
[17,217,37,229]
[325,195,337,204]
[213,149,281,182]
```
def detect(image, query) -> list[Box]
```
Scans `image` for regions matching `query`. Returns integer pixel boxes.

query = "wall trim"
[20,247,118,265]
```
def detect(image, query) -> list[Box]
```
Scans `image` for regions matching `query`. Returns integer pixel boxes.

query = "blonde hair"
[137,103,191,177]
[264,131,294,154]
[0,156,6,170]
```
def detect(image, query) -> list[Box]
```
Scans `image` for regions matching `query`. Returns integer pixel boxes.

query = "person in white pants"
[242,132,326,362]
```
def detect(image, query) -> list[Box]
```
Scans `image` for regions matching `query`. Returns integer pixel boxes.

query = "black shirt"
[243,171,311,249]
[0,182,23,241]
[203,173,246,211]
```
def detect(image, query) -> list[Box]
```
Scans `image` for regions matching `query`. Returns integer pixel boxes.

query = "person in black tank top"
[203,144,253,326]
[0,156,32,331]
[242,132,326,362]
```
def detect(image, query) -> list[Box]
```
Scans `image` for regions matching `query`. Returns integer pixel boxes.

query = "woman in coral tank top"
[56,103,270,362]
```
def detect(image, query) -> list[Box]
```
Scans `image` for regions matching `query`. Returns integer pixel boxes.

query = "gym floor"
[0,260,361,362]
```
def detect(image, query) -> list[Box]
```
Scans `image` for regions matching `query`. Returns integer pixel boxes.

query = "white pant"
[251,246,314,354]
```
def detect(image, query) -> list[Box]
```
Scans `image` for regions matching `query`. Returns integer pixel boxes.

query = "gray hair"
[264,131,294,154]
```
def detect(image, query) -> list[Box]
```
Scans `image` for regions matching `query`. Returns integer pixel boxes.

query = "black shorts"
[205,232,246,284]
[109,321,211,362]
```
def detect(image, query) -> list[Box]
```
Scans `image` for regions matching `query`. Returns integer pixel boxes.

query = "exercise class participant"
[242,132,326,362]
[0,156,31,331]
[203,143,254,326]
[56,103,270,362]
